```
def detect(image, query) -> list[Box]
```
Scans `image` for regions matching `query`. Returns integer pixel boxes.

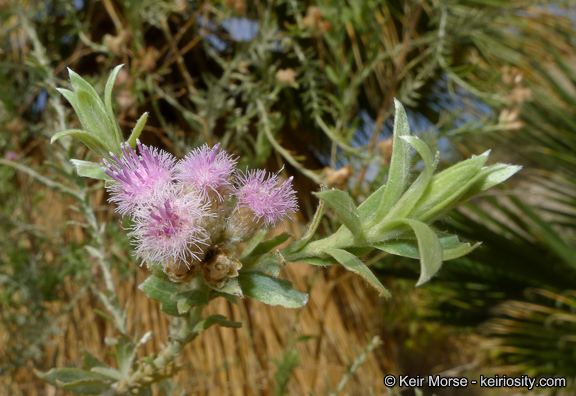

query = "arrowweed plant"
[34,65,520,394]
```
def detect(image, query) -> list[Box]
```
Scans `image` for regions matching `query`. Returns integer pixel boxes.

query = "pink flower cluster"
[102,140,298,269]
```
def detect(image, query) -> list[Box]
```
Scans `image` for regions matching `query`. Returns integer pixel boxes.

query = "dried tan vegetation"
[1,184,478,395]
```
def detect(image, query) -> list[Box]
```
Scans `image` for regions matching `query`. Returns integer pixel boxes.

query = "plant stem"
[115,306,204,394]
[283,223,406,262]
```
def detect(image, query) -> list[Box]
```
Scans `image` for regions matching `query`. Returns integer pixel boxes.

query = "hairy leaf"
[375,99,412,222]
[326,248,391,297]
[70,159,112,180]
[127,112,149,149]
[238,271,308,308]
[35,368,111,394]
[138,275,181,317]
[315,189,364,240]
[104,64,125,146]
[51,129,109,159]
[173,289,209,314]
[393,219,443,286]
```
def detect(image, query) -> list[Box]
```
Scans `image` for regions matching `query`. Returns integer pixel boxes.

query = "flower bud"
[200,246,242,288]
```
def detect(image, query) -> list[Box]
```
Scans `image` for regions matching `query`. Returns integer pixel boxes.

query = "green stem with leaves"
[114,305,204,393]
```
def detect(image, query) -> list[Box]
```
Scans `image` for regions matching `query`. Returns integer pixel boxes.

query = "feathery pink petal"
[176,143,237,201]
[131,188,210,266]
[234,169,298,226]
[102,140,176,216]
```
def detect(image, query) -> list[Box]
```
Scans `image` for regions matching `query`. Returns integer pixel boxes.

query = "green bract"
[282,99,522,295]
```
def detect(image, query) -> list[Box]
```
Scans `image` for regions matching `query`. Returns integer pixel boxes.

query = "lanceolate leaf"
[90,366,122,381]
[240,230,267,259]
[457,163,522,204]
[243,252,284,277]
[391,219,443,286]
[115,336,135,376]
[104,64,125,146]
[127,112,149,149]
[238,270,309,308]
[326,248,391,297]
[383,135,438,221]
[409,151,490,222]
[173,289,209,314]
[315,189,363,240]
[247,232,292,258]
[374,99,412,223]
[82,349,107,371]
[373,234,480,261]
[70,159,112,180]
[138,275,181,317]
[60,379,112,394]
[56,88,88,128]
[76,90,115,143]
[34,368,111,395]
[214,277,243,297]
[358,184,386,221]
[297,256,337,266]
[51,129,109,158]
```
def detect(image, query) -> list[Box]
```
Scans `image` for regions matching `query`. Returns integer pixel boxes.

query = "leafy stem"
[114,305,205,393]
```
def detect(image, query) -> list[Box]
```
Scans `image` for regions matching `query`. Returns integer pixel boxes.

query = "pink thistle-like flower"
[176,143,237,201]
[131,188,210,267]
[102,140,176,216]
[234,169,298,226]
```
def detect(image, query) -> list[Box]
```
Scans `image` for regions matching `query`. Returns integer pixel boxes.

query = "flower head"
[176,143,237,202]
[102,139,176,216]
[233,169,298,227]
[131,188,210,267]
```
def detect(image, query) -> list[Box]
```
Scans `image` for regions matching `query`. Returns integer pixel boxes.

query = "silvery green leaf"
[115,336,135,376]
[240,230,267,259]
[238,270,308,308]
[76,90,117,150]
[326,248,391,297]
[68,69,115,139]
[35,368,111,394]
[457,163,522,204]
[127,112,149,149]
[61,379,112,394]
[82,349,107,370]
[374,99,411,223]
[391,219,442,286]
[69,69,116,141]
[246,232,292,258]
[382,135,438,222]
[70,159,112,180]
[314,189,364,241]
[409,151,490,222]
[90,366,122,381]
[192,314,242,332]
[138,275,181,317]
[104,64,125,145]
[173,289,209,314]
[296,256,337,266]
[283,198,325,254]
[358,184,386,221]
[68,68,102,99]
[373,233,480,261]
[243,252,283,277]
[213,277,243,297]
[57,88,88,128]
[51,129,109,158]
